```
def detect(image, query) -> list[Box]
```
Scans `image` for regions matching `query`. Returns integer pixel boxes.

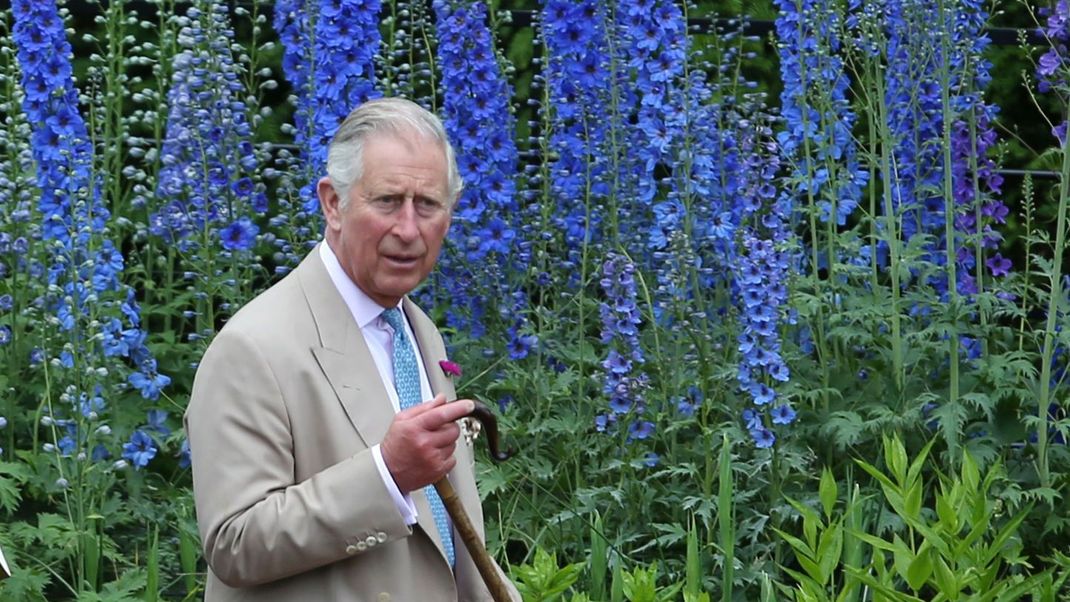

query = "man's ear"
[317,176,342,231]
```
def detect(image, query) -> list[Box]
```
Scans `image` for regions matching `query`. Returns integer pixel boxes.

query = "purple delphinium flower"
[946,0,1008,297]
[598,253,650,436]
[1037,1,1070,95]
[986,253,1011,277]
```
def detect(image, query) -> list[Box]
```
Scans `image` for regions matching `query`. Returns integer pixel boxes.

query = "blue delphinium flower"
[122,430,158,470]
[541,0,613,259]
[153,1,264,258]
[735,232,795,447]
[618,0,688,245]
[432,0,525,342]
[775,0,866,229]
[146,410,171,437]
[129,359,172,401]
[884,0,945,245]
[220,217,260,252]
[273,0,382,241]
[178,438,192,469]
[13,0,161,400]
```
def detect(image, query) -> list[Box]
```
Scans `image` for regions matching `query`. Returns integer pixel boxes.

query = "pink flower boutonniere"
[439,359,462,378]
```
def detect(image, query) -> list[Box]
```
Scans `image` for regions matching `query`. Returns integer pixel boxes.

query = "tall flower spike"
[433,0,524,339]
[947,0,1006,300]
[541,0,613,260]
[775,0,866,231]
[153,0,264,255]
[884,0,946,250]
[598,253,649,439]
[13,0,159,399]
[272,0,382,271]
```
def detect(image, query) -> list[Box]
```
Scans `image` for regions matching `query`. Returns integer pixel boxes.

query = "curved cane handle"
[464,400,515,463]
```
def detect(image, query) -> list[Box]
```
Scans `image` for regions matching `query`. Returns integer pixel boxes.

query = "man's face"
[319,132,452,308]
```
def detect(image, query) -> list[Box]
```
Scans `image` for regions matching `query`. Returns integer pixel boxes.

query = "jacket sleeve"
[184,328,412,588]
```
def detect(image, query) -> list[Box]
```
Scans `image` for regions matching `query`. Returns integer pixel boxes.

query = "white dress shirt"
[318,241,435,525]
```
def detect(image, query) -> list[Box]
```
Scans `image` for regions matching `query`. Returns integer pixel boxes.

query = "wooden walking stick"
[434,401,514,602]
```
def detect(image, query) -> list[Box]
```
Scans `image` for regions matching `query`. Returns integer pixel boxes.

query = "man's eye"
[416,198,445,213]
[374,197,402,208]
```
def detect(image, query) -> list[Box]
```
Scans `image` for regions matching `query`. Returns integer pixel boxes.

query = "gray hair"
[326,97,463,208]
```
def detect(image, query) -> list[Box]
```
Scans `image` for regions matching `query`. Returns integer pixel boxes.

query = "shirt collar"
[318,241,400,329]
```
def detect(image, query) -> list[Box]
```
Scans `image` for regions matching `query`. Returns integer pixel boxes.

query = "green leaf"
[931,555,960,600]
[819,468,837,520]
[816,524,843,587]
[685,515,701,598]
[905,546,932,592]
[621,564,658,602]
[589,512,608,601]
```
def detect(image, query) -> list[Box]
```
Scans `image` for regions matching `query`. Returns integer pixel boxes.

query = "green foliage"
[513,548,584,602]
[774,435,1070,601]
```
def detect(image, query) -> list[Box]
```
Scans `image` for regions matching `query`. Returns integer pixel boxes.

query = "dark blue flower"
[91,444,111,462]
[628,420,655,441]
[771,404,797,425]
[122,430,157,469]
[220,217,259,251]
[751,427,776,449]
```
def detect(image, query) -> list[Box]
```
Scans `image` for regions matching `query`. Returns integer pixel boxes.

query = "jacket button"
[345,544,358,555]
[365,535,378,547]
[378,594,390,602]
[376,531,388,543]
[356,541,367,551]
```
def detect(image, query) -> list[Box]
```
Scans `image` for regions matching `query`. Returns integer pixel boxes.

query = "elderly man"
[185,98,519,601]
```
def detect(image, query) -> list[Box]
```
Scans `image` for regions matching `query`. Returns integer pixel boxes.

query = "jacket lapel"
[298,246,394,448]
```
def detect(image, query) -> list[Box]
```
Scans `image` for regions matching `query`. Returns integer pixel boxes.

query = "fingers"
[397,394,474,428]
[381,394,472,493]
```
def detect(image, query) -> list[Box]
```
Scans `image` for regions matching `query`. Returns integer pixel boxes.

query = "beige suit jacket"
[184,247,517,601]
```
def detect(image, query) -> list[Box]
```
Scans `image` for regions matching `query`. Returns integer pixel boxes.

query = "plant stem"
[1035,114,1070,489]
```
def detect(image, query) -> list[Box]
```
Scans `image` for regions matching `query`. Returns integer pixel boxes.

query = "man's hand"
[381,394,474,493]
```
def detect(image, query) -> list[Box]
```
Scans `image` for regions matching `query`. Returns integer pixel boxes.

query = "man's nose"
[392,199,420,241]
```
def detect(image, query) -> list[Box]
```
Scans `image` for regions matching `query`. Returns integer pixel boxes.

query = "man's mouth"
[385,254,420,267]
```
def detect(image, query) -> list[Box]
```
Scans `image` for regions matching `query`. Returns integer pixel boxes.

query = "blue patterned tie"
[381,307,455,567]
